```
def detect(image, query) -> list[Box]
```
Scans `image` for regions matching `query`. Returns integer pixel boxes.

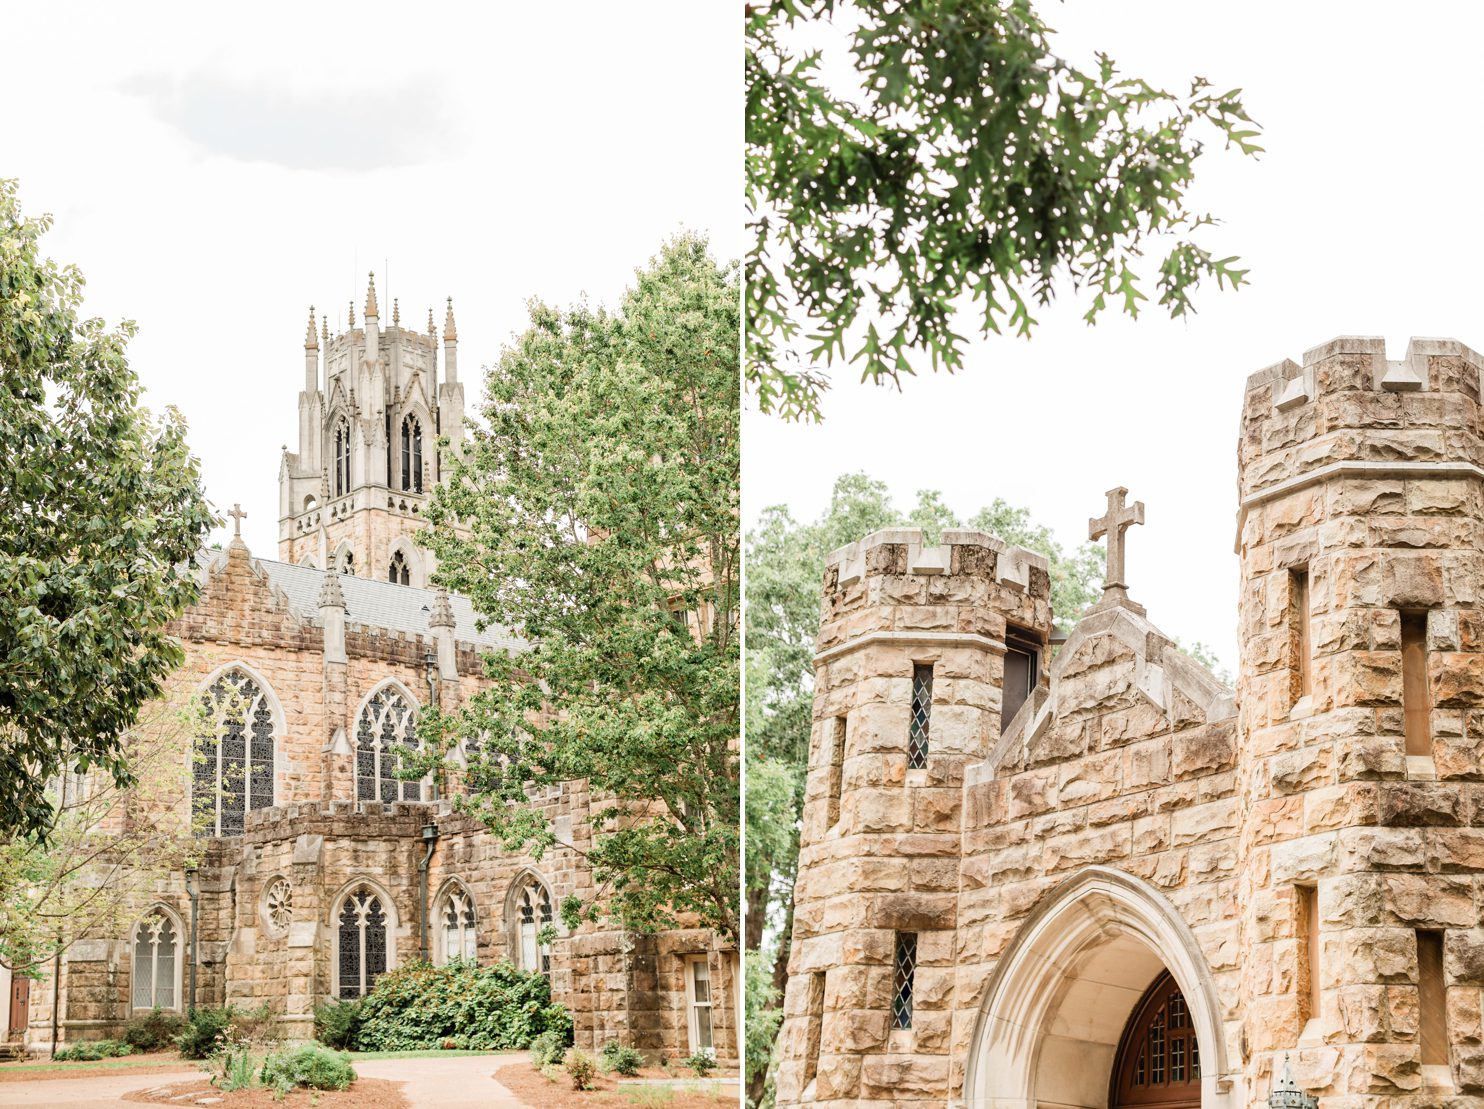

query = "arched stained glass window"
[388,550,410,585]
[437,886,477,964]
[354,687,423,803]
[194,669,275,837]
[333,418,351,498]
[132,911,179,1010]
[513,877,553,977]
[401,416,423,493]
[336,885,389,998]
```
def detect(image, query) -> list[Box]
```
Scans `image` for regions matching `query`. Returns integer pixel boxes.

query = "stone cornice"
[813,629,1005,667]
[1235,459,1484,552]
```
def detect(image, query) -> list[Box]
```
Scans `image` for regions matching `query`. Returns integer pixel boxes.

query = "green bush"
[123,1008,186,1052]
[565,1048,598,1091]
[259,1044,356,1094]
[54,1039,133,1061]
[530,1029,568,1068]
[600,1040,644,1077]
[355,960,572,1052]
[176,1006,233,1059]
[312,998,364,1051]
[683,1050,716,1078]
[213,1046,259,1092]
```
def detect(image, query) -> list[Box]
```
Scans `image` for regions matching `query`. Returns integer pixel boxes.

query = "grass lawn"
[0,1052,193,1075]
[346,1048,517,1060]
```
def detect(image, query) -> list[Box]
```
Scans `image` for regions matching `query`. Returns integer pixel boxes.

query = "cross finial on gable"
[228,503,248,539]
[1088,486,1145,615]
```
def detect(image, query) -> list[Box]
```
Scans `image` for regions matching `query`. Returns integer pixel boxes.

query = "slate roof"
[198,549,521,651]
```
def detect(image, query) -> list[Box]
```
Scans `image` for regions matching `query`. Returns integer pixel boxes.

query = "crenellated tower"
[278,275,466,587]
[1236,336,1484,1098]
[776,528,1053,1107]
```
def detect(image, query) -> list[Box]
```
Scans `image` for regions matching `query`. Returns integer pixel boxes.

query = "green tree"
[742,474,1103,1103]
[0,178,214,841]
[746,0,1263,419]
[421,235,740,943]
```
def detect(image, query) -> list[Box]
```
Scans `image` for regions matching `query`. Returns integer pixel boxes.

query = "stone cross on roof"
[1088,486,1145,615]
[228,503,248,539]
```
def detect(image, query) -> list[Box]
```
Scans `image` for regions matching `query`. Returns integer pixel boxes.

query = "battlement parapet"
[823,527,1049,598]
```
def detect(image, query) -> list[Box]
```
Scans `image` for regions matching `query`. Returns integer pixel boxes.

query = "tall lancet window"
[401,415,423,493]
[513,877,554,977]
[354,686,423,803]
[336,885,389,998]
[333,418,351,498]
[132,910,179,1010]
[388,550,410,585]
[193,669,276,837]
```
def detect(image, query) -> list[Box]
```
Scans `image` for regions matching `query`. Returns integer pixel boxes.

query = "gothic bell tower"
[278,273,466,587]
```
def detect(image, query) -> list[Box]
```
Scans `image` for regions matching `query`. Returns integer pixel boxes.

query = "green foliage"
[566,1049,599,1091]
[213,1045,259,1092]
[529,1028,569,1069]
[259,1044,356,1094]
[420,235,740,942]
[0,178,215,840]
[745,2,1263,419]
[355,960,571,1052]
[683,1051,717,1079]
[53,1039,133,1061]
[600,1040,644,1077]
[176,1006,234,1060]
[743,949,783,1093]
[312,998,364,1051]
[122,1007,186,1052]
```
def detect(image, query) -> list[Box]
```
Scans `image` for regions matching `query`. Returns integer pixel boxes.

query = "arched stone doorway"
[1110,971,1203,1108]
[962,866,1231,1109]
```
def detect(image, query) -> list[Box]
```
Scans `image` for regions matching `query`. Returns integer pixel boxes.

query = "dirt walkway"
[0,1067,200,1106]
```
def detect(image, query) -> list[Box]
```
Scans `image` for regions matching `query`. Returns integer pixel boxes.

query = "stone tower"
[1236,336,1484,1098]
[278,278,465,587]
[777,528,1053,1106]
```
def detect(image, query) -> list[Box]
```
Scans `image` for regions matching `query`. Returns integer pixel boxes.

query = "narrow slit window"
[908,664,933,769]
[891,932,916,1030]
[1291,568,1311,703]
[1002,627,1041,733]
[1298,885,1320,1023]
[802,971,826,1089]
[1418,930,1447,1066]
[1401,611,1432,756]
[825,715,846,830]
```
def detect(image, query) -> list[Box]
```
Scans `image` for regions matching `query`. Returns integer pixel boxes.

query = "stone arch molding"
[962,866,1232,1109]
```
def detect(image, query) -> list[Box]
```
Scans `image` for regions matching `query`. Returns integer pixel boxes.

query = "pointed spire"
[318,566,345,609]
[443,296,457,342]
[428,307,436,336]
[321,316,329,346]
[392,298,400,327]
[305,306,319,350]
[429,586,456,628]
[348,298,356,329]
[364,271,379,320]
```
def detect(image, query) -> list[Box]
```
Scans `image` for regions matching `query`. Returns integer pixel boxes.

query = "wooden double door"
[1110,971,1202,1109]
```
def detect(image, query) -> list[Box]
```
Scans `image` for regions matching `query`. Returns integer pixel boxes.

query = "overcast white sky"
[3,0,737,557]
[744,0,1484,673]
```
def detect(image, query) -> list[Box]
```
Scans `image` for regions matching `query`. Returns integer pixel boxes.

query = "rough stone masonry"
[775,337,1484,1108]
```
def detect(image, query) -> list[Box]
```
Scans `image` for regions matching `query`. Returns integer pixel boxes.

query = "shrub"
[683,1051,716,1078]
[565,1049,598,1091]
[229,1002,279,1046]
[313,998,364,1051]
[54,1039,133,1061]
[529,1029,567,1069]
[259,1044,356,1094]
[600,1040,644,1077]
[355,960,572,1052]
[176,1006,233,1059]
[213,1045,259,1092]
[123,1008,186,1052]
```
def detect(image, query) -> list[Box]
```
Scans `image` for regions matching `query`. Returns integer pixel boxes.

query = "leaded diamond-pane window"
[908,664,933,769]
[194,669,276,837]
[515,878,554,978]
[353,688,423,803]
[439,888,477,964]
[892,932,916,1030]
[337,885,388,998]
[132,911,178,1010]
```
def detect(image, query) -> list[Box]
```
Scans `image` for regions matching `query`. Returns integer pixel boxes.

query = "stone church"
[6,278,737,1067]
[775,337,1484,1107]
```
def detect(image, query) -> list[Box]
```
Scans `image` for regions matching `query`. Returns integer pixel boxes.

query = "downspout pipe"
[185,867,199,1012]
[418,823,439,962]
